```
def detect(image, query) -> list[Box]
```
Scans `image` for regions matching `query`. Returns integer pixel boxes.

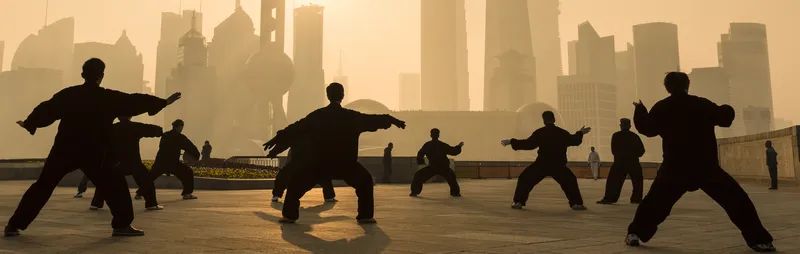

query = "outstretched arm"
[111,91,180,117]
[714,104,735,128]
[134,123,163,138]
[263,118,308,153]
[633,101,659,137]
[505,132,539,151]
[357,113,405,133]
[18,93,64,135]
[567,127,590,146]
[182,136,201,160]
[447,142,464,156]
[416,143,428,165]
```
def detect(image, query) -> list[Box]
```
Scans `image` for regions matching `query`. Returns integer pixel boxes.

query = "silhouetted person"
[587,146,601,180]
[598,118,645,205]
[625,72,775,252]
[383,143,393,183]
[137,119,199,200]
[264,83,406,224]
[269,135,336,203]
[765,141,778,190]
[501,111,591,211]
[90,116,164,211]
[4,58,180,237]
[201,141,213,161]
[410,129,463,197]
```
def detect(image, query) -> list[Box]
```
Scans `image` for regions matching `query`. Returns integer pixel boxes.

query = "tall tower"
[332,51,350,104]
[484,0,536,111]
[421,0,469,111]
[718,23,773,134]
[155,10,201,99]
[288,4,325,121]
[632,22,680,107]
[527,0,563,107]
[399,73,422,111]
[261,0,286,50]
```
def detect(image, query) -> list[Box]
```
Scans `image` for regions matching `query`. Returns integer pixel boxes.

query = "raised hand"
[15,120,25,129]
[633,100,645,108]
[262,139,277,151]
[579,126,592,134]
[393,118,406,129]
[500,139,511,147]
[166,92,182,105]
[457,142,465,147]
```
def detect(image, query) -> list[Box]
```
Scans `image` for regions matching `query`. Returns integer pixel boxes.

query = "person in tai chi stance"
[410,128,464,197]
[501,111,591,211]
[625,72,775,252]
[4,58,181,237]
[597,118,645,205]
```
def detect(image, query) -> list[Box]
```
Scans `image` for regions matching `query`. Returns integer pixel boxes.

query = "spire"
[191,10,198,32]
[235,0,241,10]
[43,0,49,27]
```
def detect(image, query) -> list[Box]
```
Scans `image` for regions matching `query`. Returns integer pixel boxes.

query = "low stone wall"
[454,161,661,179]
[718,126,800,184]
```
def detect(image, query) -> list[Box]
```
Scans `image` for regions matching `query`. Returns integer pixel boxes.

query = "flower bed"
[142,160,279,179]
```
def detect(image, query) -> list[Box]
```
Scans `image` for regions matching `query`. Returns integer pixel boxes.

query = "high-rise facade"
[632,22,680,107]
[70,31,144,93]
[484,0,536,111]
[421,0,469,111]
[718,23,773,134]
[288,4,325,121]
[615,44,636,118]
[155,10,201,99]
[527,0,563,107]
[399,73,421,111]
[557,76,617,160]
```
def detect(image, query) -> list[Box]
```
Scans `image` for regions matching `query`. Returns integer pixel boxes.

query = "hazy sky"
[0,0,797,123]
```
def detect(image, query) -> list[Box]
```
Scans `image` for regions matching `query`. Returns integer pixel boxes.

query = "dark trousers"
[410,165,460,196]
[138,161,194,196]
[768,164,778,189]
[77,174,90,193]
[600,160,644,203]
[628,168,773,246]
[513,162,584,207]
[272,164,335,200]
[8,151,134,229]
[283,161,374,220]
[93,161,159,207]
[383,161,392,183]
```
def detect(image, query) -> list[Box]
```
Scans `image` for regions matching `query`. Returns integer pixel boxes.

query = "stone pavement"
[0,178,798,253]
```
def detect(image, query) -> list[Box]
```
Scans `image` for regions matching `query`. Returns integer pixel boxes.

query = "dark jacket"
[511,124,584,166]
[155,129,199,165]
[274,104,396,164]
[634,93,734,170]
[21,84,166,155]
[417,140,462,168]
[383,147,393,164]
[112,121,162,163]
[201,144,212,160]
[611,130,645,161]
[766,147,778,166]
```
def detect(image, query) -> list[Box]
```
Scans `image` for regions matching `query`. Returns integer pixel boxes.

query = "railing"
[225,156,282,168]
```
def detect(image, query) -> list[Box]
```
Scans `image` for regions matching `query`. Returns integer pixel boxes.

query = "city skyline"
[0,0,797,124]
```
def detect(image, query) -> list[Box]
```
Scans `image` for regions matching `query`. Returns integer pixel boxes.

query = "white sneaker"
[89,205,101,210]
[511,202,524,209]
[182,194,198,200]
[145,205,164,211]
[271,196,280,202]
[625,234,641,247]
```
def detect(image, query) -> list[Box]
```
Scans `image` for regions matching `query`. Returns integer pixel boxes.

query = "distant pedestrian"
[383,143,393,183]
[765,141,778,190]
[587,147,601,180]
[201,141,213,161]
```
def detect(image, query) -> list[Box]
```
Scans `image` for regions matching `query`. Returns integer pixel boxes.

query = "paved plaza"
[0,178,798,253]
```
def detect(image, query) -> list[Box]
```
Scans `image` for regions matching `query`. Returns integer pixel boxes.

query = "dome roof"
[345,99,391,114]
[516,102,555,114]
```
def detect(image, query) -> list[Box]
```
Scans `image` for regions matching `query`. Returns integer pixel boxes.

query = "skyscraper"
[421,0,469,111]
[11,17,74,78]
[527,0,563,107]
[332,51,350,104]
[632,22,680,107]
[484,0,537,111]
[155,10,202,99]
[71,31,145,93]
[718,23,773,134]
[689,67,732,137]
[166,16,217,141]
[399,73,421,111]
[288,4,325,121]
[558,22,617,159]
[615,43,636,118]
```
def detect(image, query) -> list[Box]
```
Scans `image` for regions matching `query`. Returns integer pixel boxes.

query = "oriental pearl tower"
[241,0,294,141]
